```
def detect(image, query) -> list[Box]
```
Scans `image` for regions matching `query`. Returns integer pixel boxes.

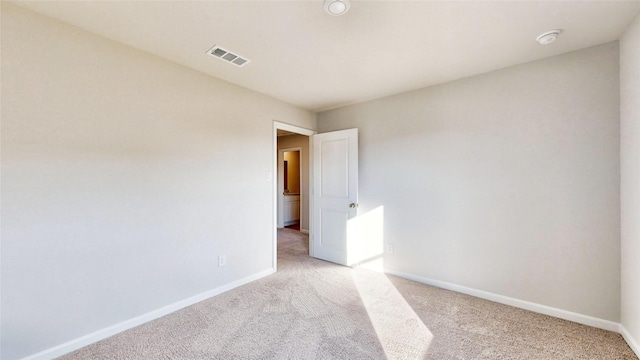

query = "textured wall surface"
[319,42,621,322]
[1,4,315,359]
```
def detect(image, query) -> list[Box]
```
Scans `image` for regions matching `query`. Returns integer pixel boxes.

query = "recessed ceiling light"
[536,30,562,45]
[324,0,350,16]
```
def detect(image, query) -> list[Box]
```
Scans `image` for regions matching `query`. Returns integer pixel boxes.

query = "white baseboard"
[300,229,310,234]
[620,325,640,358]
[384,269,620,333]
[22,268,275,360]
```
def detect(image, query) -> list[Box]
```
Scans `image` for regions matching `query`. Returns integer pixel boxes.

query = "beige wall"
[621,12,640,356]
[278,134,310,231]
[0,4,315,359]
[2,2,635,358]
[319,42,621,323]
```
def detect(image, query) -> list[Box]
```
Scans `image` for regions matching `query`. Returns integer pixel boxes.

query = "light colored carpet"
[59,229,637,359]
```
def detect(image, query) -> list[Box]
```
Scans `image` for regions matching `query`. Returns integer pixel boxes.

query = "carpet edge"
[384,269,621,332]
[20,268,276,360]
[621,325,640,358]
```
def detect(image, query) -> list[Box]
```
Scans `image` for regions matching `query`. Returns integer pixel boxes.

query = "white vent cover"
[207,45,250,67]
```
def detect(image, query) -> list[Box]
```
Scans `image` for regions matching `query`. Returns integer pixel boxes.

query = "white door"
[312,128,358,266]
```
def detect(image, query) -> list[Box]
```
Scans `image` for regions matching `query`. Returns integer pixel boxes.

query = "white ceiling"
[11,0,640,112]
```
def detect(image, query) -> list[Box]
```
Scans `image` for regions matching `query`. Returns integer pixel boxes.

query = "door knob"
[349,203,358,208]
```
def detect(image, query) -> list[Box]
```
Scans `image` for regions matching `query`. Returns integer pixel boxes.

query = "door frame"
[273,121,315,271]
[278,146,302,228]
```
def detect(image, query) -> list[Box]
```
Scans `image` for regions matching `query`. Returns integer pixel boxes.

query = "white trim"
[621,325,640,358]
[21,269,275,360]
[308,135,315,257]
[300,229,310,234]
[274,121,315,137]
[385,269,620,333]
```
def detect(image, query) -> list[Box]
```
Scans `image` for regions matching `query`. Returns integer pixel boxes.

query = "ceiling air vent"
[207,45,250,67]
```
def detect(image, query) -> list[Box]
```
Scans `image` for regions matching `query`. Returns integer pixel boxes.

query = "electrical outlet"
[385,243,394,254]
[218,255,227,267]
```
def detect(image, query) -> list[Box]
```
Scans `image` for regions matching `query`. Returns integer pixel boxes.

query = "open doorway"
[280,148,301,230]
[277,140,308,233]
[273,122,315,271]
[273,122,360,270]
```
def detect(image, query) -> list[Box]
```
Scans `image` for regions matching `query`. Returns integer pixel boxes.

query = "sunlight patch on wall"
[347,206,384,271]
